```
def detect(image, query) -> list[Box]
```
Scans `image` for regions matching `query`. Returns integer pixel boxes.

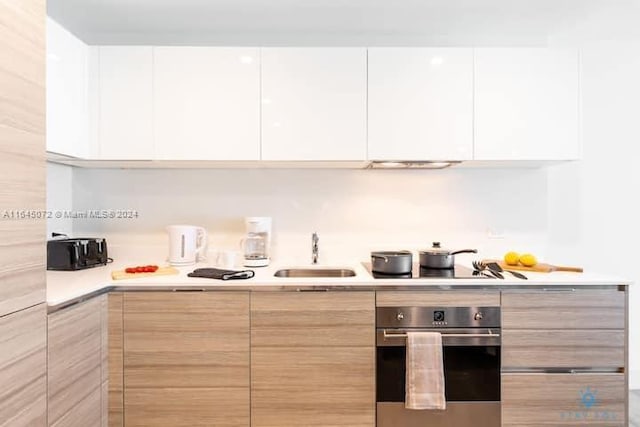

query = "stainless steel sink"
[273,268,356,278]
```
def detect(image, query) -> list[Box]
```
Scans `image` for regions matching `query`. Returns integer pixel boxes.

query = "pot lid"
[420,242,452,255]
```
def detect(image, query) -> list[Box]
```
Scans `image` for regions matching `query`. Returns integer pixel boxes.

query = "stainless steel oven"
[376,306,501,427]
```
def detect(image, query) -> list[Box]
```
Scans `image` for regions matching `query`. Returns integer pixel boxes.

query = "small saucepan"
[419,242,477,269]
[371,250,413,275]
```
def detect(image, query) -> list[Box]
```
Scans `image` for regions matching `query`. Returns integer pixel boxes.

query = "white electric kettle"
[166,225,207,266]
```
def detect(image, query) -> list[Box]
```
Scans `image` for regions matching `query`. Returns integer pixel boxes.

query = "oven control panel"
[376,306,501,329]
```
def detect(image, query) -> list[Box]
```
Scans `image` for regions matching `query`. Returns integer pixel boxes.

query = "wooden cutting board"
[482,259,583,273]
[111,266,179,280]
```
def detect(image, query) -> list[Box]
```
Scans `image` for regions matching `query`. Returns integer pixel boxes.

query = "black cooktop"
[364,263,491,279]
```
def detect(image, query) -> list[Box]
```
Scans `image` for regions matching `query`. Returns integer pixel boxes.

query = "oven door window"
[376,345,500,402]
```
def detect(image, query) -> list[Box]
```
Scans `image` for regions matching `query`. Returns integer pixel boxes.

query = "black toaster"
[47,237,109,271]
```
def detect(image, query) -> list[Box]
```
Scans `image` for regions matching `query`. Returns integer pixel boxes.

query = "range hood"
[366,161,462,169]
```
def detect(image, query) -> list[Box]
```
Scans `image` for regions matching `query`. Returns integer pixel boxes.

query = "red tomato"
[125,264,160,274]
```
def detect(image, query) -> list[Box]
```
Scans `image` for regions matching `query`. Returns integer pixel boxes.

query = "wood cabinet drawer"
[502,373,626,425]
[251,292,375,427]
[502,329,625,368]
[123,292,250,427]
[125,388,249,427]
[108,293,123,427]
[376,291,500,307]
[48,297,103,426]
[251,292,374,347]
[0,304,47,427]
[501,291,625,329]
[50,386,101,427]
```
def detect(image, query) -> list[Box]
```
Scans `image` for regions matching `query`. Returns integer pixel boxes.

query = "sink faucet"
[312,232,319,264]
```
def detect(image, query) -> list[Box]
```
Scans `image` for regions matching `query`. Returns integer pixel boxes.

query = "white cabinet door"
[368,48,473,161]
[98,46,153,160]
[154,47,260,160]
[261,48,367,161]
[46,18,88,158]
[474,48,580,160]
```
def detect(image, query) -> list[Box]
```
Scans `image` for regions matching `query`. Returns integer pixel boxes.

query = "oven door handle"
[382,330,500,339]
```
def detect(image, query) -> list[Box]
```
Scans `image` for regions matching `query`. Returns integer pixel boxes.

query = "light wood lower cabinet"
[502,373,626,426]
[501,291,625,330]
[47,295,107,427]
[502,329,625,368]
[0,304,47,427]
[123,291,250,427]
[251,292,375,427]
[108,293,123,427]
[501,289,628,426]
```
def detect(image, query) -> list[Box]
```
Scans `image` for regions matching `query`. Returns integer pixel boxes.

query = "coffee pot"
[241,217,271,267]
[166,225,207,266]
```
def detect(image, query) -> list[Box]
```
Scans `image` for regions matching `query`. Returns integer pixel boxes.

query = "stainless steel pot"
[419,242,477,269]
[371,251,413,275]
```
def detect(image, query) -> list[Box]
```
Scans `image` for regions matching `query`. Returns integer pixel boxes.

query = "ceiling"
[48,0,621,46]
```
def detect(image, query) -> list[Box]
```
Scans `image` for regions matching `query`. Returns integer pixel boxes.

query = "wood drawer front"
[48,297,103,426]
[0,304,47,427]
[125,388,249,427]
[502,373,626,426]
[50,386,101,427]
[377,291,500,307]
[502,329,625,368]
[123,292,250,426]
[108,293,123,427]
[251,292,375,347]
[124,291,250,388]
[252,346,375,427]
[502,291,625,329]
[251,292,375,427]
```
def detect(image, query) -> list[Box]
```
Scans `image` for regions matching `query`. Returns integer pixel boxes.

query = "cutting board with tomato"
[482,259,583,273]
[111,266,179,280]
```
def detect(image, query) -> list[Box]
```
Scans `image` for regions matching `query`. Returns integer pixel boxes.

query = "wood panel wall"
[0,0,46,425]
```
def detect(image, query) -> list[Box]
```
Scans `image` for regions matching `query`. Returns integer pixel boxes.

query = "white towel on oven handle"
[405,331,446,410]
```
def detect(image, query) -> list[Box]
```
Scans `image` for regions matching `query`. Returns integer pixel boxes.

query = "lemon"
[519,253,537,267]
[504,251,520,266]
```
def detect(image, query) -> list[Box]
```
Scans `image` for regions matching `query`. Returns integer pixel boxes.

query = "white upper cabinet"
[368,48,473,161]
[46,18,89,158]
[261,48,367,161]
[97,46,154,160]
[153,47,260,160]
[474,48,580,161]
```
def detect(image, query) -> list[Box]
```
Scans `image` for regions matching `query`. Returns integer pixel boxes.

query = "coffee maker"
[241,217,271,267]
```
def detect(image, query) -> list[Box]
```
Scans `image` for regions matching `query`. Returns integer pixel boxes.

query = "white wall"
[546,1,640,390]
[70,167,549,265]
[46,163,74,237]
[546,41,640,389]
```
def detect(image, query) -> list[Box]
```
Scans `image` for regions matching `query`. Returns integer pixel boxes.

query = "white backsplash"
[65,167,549,264]
[46,162,74,238]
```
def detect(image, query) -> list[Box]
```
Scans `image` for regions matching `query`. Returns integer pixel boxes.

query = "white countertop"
[46,248,632,308]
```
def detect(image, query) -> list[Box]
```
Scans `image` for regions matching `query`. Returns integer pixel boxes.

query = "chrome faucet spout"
[312,232,319,264]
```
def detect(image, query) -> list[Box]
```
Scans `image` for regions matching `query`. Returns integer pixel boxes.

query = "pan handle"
[450,249,478,256]
[371,254,389,263]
